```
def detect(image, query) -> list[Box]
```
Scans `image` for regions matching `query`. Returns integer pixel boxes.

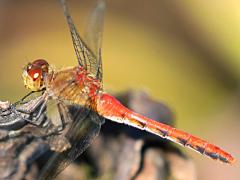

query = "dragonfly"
[19,0,235,178]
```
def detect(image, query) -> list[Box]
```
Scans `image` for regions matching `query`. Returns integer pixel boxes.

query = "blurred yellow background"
[0,0,239,179]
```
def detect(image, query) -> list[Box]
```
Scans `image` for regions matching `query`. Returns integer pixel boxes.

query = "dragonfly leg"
[13,91,35,106]
[31,102,70,135]
[16,94,46,114]
[14,95,48,127]
[13,91,41,106]
[30,100,48,126]
[0,95,48,130]
[55,103,72,131]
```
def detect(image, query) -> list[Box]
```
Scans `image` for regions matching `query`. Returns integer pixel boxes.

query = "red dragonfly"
[20,0,235,178]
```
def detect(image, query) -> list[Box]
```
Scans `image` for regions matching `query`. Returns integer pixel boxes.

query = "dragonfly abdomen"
[97,93,235,164]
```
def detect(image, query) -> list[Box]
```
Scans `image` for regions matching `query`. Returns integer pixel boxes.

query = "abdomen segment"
[97,93,235,164]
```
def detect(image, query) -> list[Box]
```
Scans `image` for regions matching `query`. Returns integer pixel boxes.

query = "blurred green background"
[0,0,239,179]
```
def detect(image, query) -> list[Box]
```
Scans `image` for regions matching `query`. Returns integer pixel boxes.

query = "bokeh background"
[0,0,239,179]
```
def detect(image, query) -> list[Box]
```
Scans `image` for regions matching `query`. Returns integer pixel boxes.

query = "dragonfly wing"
[39,103,104,179]
[84,0,105,82]
[59,0,105,82]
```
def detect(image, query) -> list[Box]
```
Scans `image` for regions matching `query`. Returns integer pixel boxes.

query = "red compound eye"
[26,59,49,80]
[27,68,42,81]
[32,59,49,73]
[23,59,49,91]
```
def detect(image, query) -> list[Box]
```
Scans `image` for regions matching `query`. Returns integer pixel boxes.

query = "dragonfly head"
[22,59,49,91]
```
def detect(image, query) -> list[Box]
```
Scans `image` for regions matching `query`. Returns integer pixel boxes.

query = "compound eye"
[32,59,49,73]
[28,68,42,81]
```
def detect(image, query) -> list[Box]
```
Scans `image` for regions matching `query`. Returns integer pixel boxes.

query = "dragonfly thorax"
[22,59,49,91]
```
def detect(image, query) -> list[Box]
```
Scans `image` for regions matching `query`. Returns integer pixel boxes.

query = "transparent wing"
[59,0,105,82]
[84,0,105,82]
[39,103,104,179]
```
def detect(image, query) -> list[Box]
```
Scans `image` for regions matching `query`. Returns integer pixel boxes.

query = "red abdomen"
[97,93,235,164]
